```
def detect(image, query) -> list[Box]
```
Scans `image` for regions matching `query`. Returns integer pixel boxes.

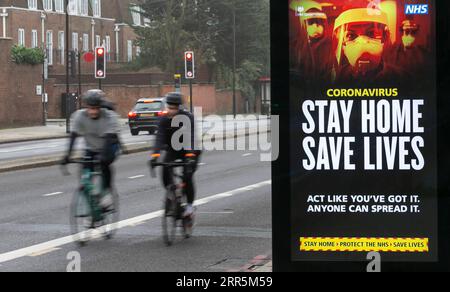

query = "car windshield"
[134,101,163,111]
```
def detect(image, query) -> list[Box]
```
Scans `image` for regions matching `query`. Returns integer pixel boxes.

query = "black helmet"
[165,92,183,106]
[83,89,105,107]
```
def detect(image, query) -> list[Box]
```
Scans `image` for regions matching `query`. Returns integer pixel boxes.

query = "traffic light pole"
[78,51,82,109]
[65,0,70,133]
[189,80,193,113]
[232,2,237,118]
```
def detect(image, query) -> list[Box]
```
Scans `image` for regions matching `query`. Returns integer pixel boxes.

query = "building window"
[131,6,141,26]
[58,31,65,64]
[18,29,25,46]
[127,40,133,62]
[136,46,141,57]
[83,34,89,52]
[92,0,102,18]
[144,17,151,27]
[46,30,53,65]
[72,32,79,51]
[96,35,101,47]
[55,0,64,13]
[28,0,37,10]
[31,30,38,48]
[43,0,53,11]
[68,0,78,15]
[78,0,88,16]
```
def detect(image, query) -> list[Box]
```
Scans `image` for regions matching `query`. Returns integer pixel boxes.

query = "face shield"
[291,1,328,41]
[333,9,389,77]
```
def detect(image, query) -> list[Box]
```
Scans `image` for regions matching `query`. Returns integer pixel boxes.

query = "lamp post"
[232,1,237,118]
[65,0,70,133]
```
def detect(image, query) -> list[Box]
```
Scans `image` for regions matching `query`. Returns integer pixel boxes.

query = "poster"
[289,0,437,262]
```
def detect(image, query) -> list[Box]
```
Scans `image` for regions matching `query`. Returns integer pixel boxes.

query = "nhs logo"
[405,4,429,15]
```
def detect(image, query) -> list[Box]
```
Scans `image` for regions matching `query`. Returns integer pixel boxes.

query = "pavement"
[0,145,272,272]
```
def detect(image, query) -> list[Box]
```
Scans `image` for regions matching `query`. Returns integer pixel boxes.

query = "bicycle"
[61,158,120,246]
[150,158,196,246]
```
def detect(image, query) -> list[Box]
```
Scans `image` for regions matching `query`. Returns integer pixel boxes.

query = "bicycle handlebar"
[149,160,195,178]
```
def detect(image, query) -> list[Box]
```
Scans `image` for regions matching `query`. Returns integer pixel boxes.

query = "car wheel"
[131,130,139,136]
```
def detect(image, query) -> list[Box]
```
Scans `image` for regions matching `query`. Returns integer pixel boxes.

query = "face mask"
[343,35,383,74]
[307,23,324,40]
[402,35,416,48]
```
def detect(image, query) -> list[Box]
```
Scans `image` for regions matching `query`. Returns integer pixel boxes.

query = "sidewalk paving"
[0,125,68,144]
[0,119,130,144]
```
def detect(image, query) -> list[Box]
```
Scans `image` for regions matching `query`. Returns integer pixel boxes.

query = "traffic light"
[95,47,106,79]
[185,51,195,79]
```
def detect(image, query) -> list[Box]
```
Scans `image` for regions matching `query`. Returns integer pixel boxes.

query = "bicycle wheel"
[162,194,178,246]
[100,188,120,240]
[70,189,92,246]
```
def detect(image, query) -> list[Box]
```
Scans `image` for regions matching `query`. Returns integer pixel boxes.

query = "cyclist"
[150,92,200,217]
[62,89,123,210]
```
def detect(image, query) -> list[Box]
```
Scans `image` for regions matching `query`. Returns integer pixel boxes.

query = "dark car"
[128,97,167,136]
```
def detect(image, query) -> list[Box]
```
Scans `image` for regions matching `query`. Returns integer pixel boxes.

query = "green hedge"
[11,45,45,65]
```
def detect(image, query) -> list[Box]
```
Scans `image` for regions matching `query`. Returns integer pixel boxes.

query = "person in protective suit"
[332,8,405,86]
[385,20,429,81]
[289,0,333,85]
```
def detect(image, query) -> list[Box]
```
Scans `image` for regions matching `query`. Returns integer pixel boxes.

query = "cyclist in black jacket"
[150,92,200,217]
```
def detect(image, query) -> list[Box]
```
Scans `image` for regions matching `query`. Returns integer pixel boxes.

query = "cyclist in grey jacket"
[62,90,124,206]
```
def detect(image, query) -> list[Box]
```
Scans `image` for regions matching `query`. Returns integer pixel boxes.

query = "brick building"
[0,1,250,127]
[0,0,145,66]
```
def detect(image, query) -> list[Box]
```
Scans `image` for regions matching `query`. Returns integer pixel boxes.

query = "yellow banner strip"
[300,237,429,253]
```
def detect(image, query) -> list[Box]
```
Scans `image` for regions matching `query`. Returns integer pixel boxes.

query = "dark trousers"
[162,151,197,204]
[83,150,113,191]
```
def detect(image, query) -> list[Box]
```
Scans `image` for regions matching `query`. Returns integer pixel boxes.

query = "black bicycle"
[61,158,120,246]
[150,159,196,246]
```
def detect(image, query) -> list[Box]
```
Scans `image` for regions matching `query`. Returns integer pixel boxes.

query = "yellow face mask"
[343,35,383,73]
[307,22,324,40]
[402,35,416,48]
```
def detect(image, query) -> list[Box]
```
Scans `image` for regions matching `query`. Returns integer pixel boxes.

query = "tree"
[135,0,270,111]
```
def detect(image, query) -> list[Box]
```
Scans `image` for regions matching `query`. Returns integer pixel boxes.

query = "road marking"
[242,153,252,157]
[28,248,61,257]
[198,163,206,166]
[128,175,145,180]
[197,211,234,214]
[0,180,271,264]
[125,142,148,146]
[42,192,64,197]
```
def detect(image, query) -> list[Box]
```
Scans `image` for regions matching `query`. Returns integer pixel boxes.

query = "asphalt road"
[0,147,271,272]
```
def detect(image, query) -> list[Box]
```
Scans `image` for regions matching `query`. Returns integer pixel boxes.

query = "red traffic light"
[96,48,104,56]
[186,53,192,60]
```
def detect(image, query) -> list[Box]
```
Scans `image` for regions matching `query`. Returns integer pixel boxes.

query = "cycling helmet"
[83,89,106,107]
[165,92,183,106]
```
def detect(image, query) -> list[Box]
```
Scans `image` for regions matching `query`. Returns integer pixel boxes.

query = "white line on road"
[197,211,234,214]
[128,175,145,180]
[242,153,252,157]
[0,180,271,265]
[42,192,64,197]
